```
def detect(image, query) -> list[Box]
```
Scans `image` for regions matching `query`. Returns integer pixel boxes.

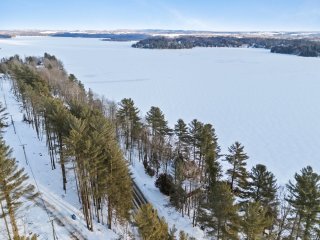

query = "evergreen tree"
[0,140,38,239]
[247,164,278,229]
[286,166,320,240]
[135,203,169,240]
[146,106,171,137]
[146,106,172,175]
[174,119,190,157]
[179,230,189,240]
[200,124,221,186]
[15,234,38,240]
[188,119,203,162]
[168,225,177,240]
[241,202,272,240]
[0,102,8,131]
[45,98,71,192]
[198,182,240,239]
[65,115,132,230]
[116,98,141,154]
[225,142,249,197]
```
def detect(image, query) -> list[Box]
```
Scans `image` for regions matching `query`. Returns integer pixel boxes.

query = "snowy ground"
[0,77,120,240]
[129,157,206,239]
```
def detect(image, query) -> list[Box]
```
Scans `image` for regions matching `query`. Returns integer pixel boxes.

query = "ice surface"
[1,36,320,185]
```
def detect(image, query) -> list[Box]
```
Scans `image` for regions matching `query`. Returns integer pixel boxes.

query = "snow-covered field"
[1,36,319,185]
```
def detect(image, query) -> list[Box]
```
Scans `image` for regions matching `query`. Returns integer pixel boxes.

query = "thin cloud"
[165,7,216,30]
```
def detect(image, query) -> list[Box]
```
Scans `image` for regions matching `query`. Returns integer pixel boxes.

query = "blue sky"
[1,0,320,31]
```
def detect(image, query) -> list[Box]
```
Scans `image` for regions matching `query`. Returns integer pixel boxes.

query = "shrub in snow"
[143,159,155,177]
[155,173,175,196]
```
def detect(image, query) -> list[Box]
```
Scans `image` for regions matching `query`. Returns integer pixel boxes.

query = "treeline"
[132,36,320,57]
[115,97,320,239]
[51,32,150,41]
[0,54,132,232]
[0,34,11,39]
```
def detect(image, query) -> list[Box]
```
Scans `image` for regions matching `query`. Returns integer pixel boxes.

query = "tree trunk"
[0,200,12,240]
[107,200,112,229]
[59,134,67,193]
[5,193,19,239]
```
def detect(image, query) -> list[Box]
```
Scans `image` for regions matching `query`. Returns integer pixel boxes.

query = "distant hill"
[51,32,150,41]
[0,34,11,39]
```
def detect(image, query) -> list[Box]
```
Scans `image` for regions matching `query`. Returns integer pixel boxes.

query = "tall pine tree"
[135,203,169,240]
[0,140,38,239]
[225,141,249,198]
[246,164,278,230]
[286,166,320,240]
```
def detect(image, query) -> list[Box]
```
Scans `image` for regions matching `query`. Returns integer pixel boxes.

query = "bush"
[145,166,155,177]
[143,159,155,177]
[155,173,175,196]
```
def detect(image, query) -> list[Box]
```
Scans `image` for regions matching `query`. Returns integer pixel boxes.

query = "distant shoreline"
[132,36,320,57]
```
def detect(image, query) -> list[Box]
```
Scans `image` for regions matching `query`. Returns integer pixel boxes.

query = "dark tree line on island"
[51,32,150,41]
[132,36,320,57]
[0,34,12,39]
[1,54,320,239]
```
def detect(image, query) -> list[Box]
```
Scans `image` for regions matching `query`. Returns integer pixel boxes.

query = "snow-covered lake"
[1,36,319,184]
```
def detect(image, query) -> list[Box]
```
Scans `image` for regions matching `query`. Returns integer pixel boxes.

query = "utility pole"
[10,115,16,134]
[51,219,58,240]
[20,144,29,165]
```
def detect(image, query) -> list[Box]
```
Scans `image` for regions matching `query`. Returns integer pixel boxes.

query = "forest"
[132,36,320,57]
[0,54,319,239]
[50,32,150,41]
[0,34,12,39]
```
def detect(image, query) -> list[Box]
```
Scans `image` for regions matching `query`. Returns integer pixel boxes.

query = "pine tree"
[247,164,278,229]
[174,119,190,158]
[0,102,8,131]
[135,203,169,240]
[200,124,221,186]
[198,182,240,239]
[116,98,141,155]
[225,141,249,198]
[286,166,320,240]
[45,98,71,192]
[188,119,203,162]
[15,234,38,240]
[241,202,272,240]
[179,230,189,240]
[168,225,177,240]
[146,106,172,175]
[146,106,171,137]
[65,114,132,230]
[0,140,38,239]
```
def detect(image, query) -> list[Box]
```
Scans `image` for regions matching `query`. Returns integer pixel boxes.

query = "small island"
[132,36,320,57]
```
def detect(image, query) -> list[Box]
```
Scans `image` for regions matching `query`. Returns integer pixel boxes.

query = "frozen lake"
[1,36,320,184]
